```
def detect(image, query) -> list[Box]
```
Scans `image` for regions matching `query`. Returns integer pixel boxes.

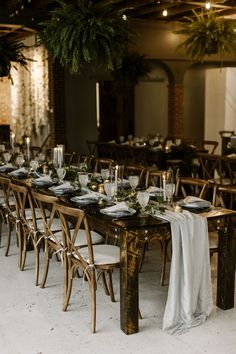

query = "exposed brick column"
[48,59,66,147]
[168,83,184,138]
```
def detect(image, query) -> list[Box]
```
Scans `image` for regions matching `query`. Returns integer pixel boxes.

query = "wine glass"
[78,173,89,190]
[3,152,11,163]
[129,175,139,190]
[15,155,25,167]
[166,183,175,205]
[30,159,39,172]
[57,167,66,183]
[137,191,149,214]
[103,181,116,202]
[101,168,110,181]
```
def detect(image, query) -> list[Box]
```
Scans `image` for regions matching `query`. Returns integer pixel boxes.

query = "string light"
[122,14,127,21]
[205,1,211,10]
[162,9,168,17]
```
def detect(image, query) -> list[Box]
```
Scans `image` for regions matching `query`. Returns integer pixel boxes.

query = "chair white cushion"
[12,208,50,220]
[54,229,104,247]
[28,218,62,233]
[209,231,218,249]
[79,244,120,266]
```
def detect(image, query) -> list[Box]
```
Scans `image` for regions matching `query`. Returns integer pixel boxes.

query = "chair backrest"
[201,140,218,154]
[123,164,146,187]
[175,177,209,199]
[54,203,94,267]
[31,190,58,236]
[9,181,29,221]
[197,153,223,181]
[94,157,115,173]
[212,184,236,209]
[0,176,12,209]
[145,169,167,189]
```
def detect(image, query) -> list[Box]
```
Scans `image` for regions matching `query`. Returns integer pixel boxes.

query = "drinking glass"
[15,155,25,167]
[129,175,139,190]
[78,173,89,189]
[57,167,66,183]
[166,183,175,205]
[30,159,39,172]
[101,168,110,180]
[3,152,11,163]
[137,191,149,213]
[103,181,116,202]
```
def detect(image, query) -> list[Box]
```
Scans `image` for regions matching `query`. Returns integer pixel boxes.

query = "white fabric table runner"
[154,209,213,334]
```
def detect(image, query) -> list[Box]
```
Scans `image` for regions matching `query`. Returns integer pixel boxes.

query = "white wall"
[205,68,236,153]
[134,67,168,138]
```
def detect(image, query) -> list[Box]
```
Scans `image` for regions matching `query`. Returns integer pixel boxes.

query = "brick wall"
[168,84,184,138]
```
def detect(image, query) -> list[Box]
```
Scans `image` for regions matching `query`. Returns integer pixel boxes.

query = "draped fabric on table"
[154,210,213,335]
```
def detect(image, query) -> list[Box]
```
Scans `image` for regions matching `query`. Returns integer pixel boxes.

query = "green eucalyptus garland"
[40,0,133,73]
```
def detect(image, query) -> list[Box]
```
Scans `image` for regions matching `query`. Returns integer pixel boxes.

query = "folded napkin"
[34,175,52,183]
[146,186,161,194]
[0,163,13,171]
[102,201,131,213]
[76,192,109,201]
[9,167,27,176]
[183,196,211,208]
[50,182,72,191]
[153,210,213,335]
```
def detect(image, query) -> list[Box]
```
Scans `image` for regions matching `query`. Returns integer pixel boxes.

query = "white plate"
[100,208,136,217]
[179,199,211,209]
[70,196,97,204]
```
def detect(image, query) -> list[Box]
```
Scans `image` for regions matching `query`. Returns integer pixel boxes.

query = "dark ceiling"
[1,0,236,39]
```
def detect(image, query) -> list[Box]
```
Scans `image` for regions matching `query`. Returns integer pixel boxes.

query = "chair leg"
[63,267,73,312]
[20,229,28,271]
[34,245,40,286]
[138,242,148,272]
[90,271,96,333]
[40,241,50,288]
[107,271,115,302]
[100,272,110,296]
[160,238,170,286]
[4,221,14,257]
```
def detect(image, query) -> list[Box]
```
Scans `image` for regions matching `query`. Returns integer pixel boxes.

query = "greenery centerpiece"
[39,0,133,73]
[0,38,28,80]
[175,10,236,62]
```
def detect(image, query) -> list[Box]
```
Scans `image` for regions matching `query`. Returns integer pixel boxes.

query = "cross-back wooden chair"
[9,181,52,283]
[93,157,115,173]
[201,140,218,154]
[123,164,146,188]
[175,176,209,199]
[0,176,15,252]
[54,202,120,333]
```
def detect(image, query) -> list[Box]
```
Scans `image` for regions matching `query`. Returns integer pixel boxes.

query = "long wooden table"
[85,206,236,335]
[3,173,236,335]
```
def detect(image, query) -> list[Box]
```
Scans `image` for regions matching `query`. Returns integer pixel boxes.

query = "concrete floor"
[0,224,236,354]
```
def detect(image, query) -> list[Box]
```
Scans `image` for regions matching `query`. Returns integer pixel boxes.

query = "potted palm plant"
[39,0,133,73]
[175,10,236,62]
[0,37,28,79]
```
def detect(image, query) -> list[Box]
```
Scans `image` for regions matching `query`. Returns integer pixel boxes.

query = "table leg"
[217,217,236,309]
[120,230,139,334]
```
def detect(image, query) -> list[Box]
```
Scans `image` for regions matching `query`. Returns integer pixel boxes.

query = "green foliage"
[175,10,236,61]
[112,52,151,86]
[0,38,28,79]
[40,0,134,73]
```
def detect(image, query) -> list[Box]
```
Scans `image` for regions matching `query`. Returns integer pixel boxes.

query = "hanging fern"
[175,10,236,62]
[39,0,134,73]
[0,38,28,79]
[112,52,151,86]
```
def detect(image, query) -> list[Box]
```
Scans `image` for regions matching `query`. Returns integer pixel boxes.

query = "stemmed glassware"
[3,152,11,164]
[78,173,89,190]
[165,170,175,205]
[101,169,110,181]
[129,175,139,190]
[137,191,149,215]
[15,155,25,168]
[103,181,116,203]
[57,167,66,183]
[30,159,39,173]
